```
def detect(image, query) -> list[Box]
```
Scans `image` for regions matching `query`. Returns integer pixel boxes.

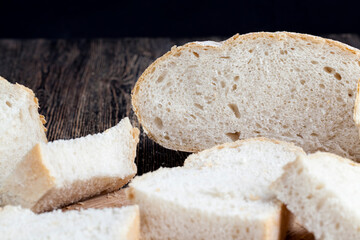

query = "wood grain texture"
[0,34,358,239]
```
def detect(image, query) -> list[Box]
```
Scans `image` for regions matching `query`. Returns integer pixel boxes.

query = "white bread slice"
[0,77,47,186]
[0,117,139,213]
[0,205,139,240]
[272,152,360,239]
[132,32,360,161]
[127,138,305,240]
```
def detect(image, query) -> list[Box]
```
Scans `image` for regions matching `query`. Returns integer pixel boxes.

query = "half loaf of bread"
[132,32,360,161]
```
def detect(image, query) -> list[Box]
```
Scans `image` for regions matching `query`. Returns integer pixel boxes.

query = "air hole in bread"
[156,73,166,83]
[173,52,181,57]
[195,92,202,96]
[311,60,318,64]
[336,97,342,102]
[316,202,324,211]
[220,56,230,59]
[348,89,354,97]
[188,65,197,69]
[232,84,237,91]
[316,183,324,190]
[164,135,170,140]
[225,132,241,141]
[166,108,170,112]
[194,103,204,110]
[154,117,163,129]
[296,133,304,139]
[335,223,340,230]
[280,50,288,55]
[189,114,196,119]
[330,51,335,54]
[319,84,325,89]
[228,104,241,118]
[306,194,313,199]
[220,81,226,88]
[150,67,156,74]
[249,49,254,53]
[5,101,12,107]
[291,47,295,50]
[300,80,306,85]
[264,51,269,56]
[193,52,199,58]
[334,73,342,80]
[233,76,239,81]
[324,66,335,74]
[311,133,318,137]
[307,43,312,45]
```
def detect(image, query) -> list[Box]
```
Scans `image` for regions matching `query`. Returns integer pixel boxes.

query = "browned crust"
[184,137,305,166]
[1,144,55,208]
[354,79,360,128]
[130,127,140,173]
[33,174,136,213]
[126,205,140,240]
[263,203,290,240]
[278,204,291,240]
[131,32,360,152]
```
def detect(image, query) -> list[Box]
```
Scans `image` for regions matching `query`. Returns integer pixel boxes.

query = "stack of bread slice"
[0,78,140,239]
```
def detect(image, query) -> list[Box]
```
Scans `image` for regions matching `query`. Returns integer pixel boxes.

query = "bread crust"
[126,205,140,240]
[354,79,360,132]
[132,32,360,152]
[184,137,305,166]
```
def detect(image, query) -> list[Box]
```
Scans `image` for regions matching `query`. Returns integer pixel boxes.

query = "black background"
[0,0,359,38]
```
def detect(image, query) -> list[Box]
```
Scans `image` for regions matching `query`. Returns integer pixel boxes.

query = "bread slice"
[0,117,139,213]
[127,138,305,240]
[0,205,139,240]
[132,32,360,161]
[0,77,47,186]
[273,152,360,239]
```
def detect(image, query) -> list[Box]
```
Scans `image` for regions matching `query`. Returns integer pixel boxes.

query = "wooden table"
[1,34,359,239]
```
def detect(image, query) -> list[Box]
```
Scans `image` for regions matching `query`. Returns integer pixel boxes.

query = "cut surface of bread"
[0,117,139,213]
[127,138,304,240]
[0,77,47,186]
[0,205,139,240]
[272,152,360,240]
[132,32,360,161]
